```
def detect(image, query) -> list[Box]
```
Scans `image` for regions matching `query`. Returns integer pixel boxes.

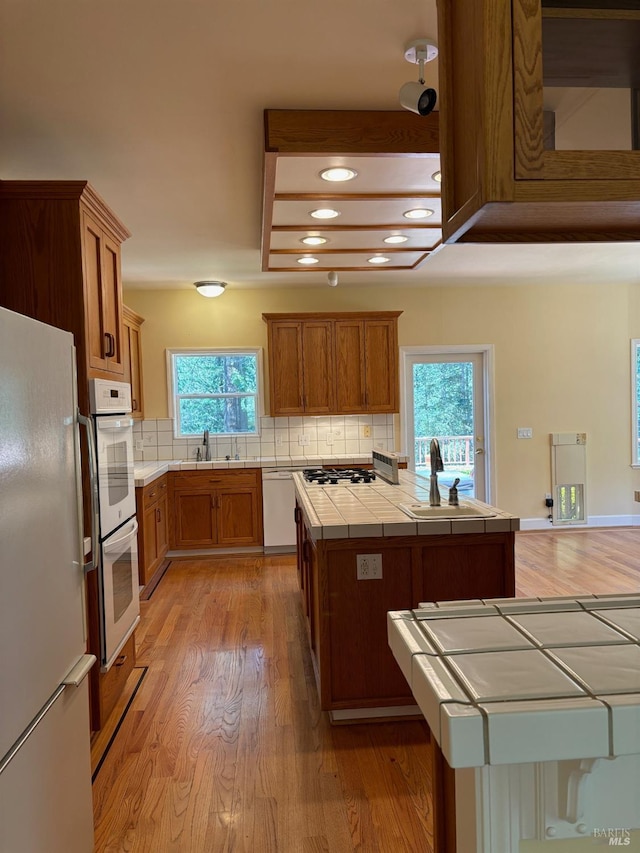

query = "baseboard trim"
[520,515,639,531]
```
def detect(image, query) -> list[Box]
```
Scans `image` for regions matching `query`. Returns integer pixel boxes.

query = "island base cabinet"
[323,546,414,708]
[299,528,515,714]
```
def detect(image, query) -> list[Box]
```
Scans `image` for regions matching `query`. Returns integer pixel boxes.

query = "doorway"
[400,346,493,503]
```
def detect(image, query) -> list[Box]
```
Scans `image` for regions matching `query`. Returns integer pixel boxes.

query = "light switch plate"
[357,554,382,580]
[135,439,144,451]
[517,427,533,439]
[326,433,334,445]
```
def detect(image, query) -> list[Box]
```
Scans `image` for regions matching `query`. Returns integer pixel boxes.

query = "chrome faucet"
[429,438,444,506]
[203,429,211,461]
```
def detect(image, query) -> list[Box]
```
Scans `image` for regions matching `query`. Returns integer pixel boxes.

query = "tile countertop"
[133,455,399,488]
[293,469,520,540]
[388,594,640,768]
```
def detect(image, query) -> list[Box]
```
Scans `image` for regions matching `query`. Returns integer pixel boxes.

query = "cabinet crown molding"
[262,311,403,321]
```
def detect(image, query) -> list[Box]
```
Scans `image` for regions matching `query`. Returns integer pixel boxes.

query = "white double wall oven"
[89,379,140,672]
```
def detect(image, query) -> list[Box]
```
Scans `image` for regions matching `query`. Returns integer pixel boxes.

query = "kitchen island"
[293,469,519,721]
[389,596,640,852]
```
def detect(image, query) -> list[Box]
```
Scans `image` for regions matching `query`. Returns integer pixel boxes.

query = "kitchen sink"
[399,502,496,520]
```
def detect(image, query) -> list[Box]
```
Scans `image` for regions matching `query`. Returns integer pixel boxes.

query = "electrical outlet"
[356,554,382,580]
[298,434,310,446]
[135,439,144,451]
[326,433,334,446]
[362,425,372,438]
[275,434,284,447]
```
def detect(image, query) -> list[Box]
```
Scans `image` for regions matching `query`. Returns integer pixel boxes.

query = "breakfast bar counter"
[389,596,640,851]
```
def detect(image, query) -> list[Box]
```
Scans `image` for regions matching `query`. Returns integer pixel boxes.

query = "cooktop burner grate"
[303,468,376,485]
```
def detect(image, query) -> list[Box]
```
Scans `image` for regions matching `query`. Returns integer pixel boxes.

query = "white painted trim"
[519,515,639,531]
[399,344,496,505]
[631,339,639,466]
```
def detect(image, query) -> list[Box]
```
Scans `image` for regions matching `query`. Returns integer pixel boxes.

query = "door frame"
[399,344,496,505]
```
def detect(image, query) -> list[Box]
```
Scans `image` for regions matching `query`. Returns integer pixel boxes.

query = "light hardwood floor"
[92,529,640,852]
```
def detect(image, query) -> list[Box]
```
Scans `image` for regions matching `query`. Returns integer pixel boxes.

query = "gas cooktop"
[303,468,376,486]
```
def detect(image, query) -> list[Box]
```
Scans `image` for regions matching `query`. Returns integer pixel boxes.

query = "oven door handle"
[103,519,139,552]
[77,410,100,574]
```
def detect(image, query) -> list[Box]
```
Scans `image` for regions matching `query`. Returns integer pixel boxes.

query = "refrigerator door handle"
[62,654,96,686]
[0,654,95,777]
[77,411,100,574]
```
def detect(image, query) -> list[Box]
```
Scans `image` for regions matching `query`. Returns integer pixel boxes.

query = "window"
[632,340,640,465]
[167,349,262,437]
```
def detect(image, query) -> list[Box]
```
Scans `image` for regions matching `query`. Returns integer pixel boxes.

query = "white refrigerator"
[0,307,95,852]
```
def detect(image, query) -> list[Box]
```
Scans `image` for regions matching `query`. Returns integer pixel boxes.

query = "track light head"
[400,38,438,117]
[327,271,338,287]
[398,82,437,116]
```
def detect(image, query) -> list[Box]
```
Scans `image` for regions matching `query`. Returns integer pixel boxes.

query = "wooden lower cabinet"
[295,513,515,713]
[169,469,263,549]
[98,633,136,726]
[136,475,169,585]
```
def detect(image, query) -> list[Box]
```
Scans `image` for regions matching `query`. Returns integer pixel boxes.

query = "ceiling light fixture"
[432,170,442,182]
[403,208,434,219]
[368,256,390,265]
[301,235,327,246]
[384,234,409,244]
[297,256,319,265]
[328,271,338,287]
[195,280,226,298]
[310,208,340,219]
[319,167,358,182]
[399,38,438,116]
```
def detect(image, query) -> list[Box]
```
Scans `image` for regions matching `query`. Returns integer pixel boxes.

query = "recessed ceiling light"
[310,208,340,219]
[368,256,390,265]
[431,170,442,182]
[319,167,358,182]
[297,256,319,265]
[301,236,327,246]
[403,208,434,219]
[384,234,409,244]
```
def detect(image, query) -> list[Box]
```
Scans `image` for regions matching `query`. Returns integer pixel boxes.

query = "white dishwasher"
[262,468,302,553]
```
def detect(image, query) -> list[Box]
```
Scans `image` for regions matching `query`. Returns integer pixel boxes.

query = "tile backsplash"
[133,415,396,462]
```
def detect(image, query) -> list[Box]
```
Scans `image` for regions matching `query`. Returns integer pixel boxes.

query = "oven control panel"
[89,378,132,415]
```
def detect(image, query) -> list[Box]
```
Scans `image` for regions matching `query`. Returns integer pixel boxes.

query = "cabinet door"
[363,319,398,413]
[123,308,144,419]
[82,212,124,377]
[216,488,261,546]
[335,319,366,413]
[155,493,169,561]
[101,233,124,375]
[173,490,217,547]
[268,321,304,415]
[301,320,335,414]
[140,503,159,585]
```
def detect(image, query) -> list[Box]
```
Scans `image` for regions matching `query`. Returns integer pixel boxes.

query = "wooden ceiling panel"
[262,110,442,273]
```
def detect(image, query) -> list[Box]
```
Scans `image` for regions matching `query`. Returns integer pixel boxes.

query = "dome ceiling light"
[195,281,226,298]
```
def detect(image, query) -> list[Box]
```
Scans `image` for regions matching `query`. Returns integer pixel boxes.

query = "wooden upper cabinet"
[264,312,400,417]
[0,180,130,411]
[122,305,145,419]
[83,212,124,376]
[437,0,640,244]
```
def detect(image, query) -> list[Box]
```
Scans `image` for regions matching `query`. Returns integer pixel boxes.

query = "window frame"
[166,347,264,438]
[632,339,640,467]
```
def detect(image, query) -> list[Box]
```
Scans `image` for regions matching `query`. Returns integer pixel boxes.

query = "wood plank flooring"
[92,529,640,852]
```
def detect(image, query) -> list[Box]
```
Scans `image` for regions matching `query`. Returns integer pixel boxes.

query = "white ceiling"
[2,0,640,291]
